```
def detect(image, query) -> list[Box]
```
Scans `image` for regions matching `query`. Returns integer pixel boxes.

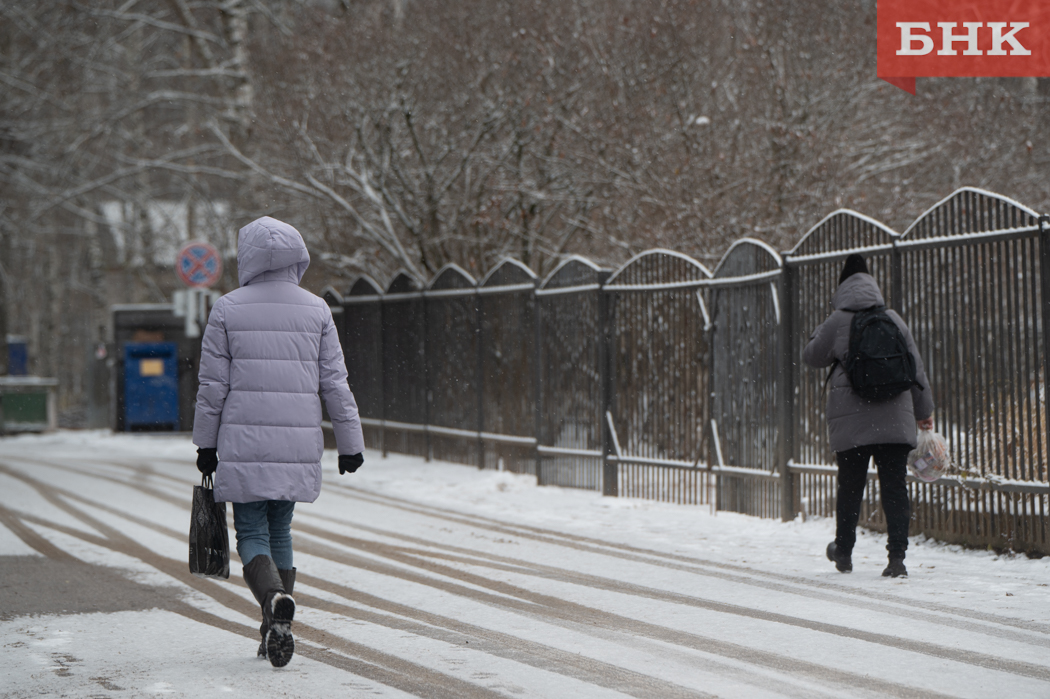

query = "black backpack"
[842,305,920,401]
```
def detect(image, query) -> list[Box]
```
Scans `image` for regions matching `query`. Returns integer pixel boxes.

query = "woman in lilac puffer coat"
[192,216,364,667]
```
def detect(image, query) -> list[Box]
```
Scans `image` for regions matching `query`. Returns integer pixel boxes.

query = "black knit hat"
[838,254,869,285]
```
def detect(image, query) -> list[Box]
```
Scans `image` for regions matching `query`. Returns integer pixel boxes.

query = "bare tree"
[1,0,1047,424]
[0,0,271,420]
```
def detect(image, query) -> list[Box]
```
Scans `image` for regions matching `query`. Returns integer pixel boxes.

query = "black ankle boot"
[826,542,852,573]
[882,556,907,578]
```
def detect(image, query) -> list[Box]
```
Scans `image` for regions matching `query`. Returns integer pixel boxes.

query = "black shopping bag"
[189,474,230,579]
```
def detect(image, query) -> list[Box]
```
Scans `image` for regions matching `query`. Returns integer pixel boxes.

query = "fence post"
[778,262,796,521]
[705,286,717,508]
[1039,215,1050,475]
[422,294,431,462]
[476,288,485,469]
[378,295,387,458]
[890,242,903,313]
[533,282,544,484]
[599,272,617,497]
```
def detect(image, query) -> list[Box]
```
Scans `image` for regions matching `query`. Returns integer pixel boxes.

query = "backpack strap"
[821,359,838,399]
[823,304,881,399]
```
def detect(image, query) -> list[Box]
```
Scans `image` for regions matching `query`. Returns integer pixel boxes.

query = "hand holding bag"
[907,428,952,483]
[189,474,230,579]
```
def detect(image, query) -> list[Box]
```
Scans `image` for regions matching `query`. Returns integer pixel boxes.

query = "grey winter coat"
[802,273,934,453]
[192,217,365,503]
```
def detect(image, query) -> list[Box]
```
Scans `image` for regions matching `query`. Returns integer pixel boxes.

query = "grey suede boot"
[243,556,296,667]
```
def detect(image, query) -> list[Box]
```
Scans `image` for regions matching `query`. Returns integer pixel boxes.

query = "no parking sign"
[175,241,222,288]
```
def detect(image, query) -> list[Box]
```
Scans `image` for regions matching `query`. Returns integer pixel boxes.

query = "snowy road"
[1,433,1050,698]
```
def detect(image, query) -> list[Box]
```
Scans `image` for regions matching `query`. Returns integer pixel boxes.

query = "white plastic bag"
[908,429,951,482]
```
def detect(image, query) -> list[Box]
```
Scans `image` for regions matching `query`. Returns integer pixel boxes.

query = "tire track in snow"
[323,480,1050,638]
[2,509,510,699]
[12,456,1048,688]
[164,600,462,697]
[68,453,1050,645]
[5,456,1043,696]
[0,457,950,698]
[24,453,1048,667]
[71,452,1050,642]
[0,461,788,699]
[0,500,489,699]
[287,533,966,699]
[294,581,723,699]
[3,461,762,699]
[0,464,523,699]
[301,499,1050,653]
[0,499,79,562]
[288,518,1050,689]
[0,488,839,699]
[4,496,723,699]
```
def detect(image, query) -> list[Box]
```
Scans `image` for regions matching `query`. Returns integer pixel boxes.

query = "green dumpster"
[0,377,57,433]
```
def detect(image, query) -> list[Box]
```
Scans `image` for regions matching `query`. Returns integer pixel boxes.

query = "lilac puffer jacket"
[192,217,364,503]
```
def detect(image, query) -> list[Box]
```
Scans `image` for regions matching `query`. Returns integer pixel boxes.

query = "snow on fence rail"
[333,187,1050,554]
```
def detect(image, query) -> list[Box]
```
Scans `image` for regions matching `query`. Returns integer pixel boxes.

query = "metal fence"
[533,257,605,489]
[338,187,1050,554]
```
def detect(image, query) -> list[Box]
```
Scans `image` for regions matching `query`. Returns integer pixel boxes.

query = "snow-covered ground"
[1,431,1049,698]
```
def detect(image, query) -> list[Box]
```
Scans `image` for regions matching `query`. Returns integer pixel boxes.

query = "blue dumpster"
[6,335,28,376]
[124,342,179,430]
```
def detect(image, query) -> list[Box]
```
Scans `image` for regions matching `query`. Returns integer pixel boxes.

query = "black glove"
[197,447,218,476]
[339,453,364,475]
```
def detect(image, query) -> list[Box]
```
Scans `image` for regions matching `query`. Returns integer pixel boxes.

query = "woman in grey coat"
[193,216,365,666]
[803,254,933,578]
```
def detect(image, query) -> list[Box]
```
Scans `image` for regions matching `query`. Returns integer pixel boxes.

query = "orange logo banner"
[877,0,1050,94]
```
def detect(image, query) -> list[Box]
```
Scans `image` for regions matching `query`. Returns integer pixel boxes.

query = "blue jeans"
[232,500,295,570]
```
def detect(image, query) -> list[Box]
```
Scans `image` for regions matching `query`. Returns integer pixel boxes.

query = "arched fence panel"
[895,188,1048,550]
[783,210,899,521]
[426,265,481,466]
[604,250,711,504]
[380,272,428,457]
[536,257,605,490]
[785,210,899,468]
[336,188,1050,555]
[480,260,538,474]
[709,239,783,517]
[344,277,384,450]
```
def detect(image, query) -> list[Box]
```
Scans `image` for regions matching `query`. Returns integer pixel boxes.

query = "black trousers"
[835,443,913,557]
